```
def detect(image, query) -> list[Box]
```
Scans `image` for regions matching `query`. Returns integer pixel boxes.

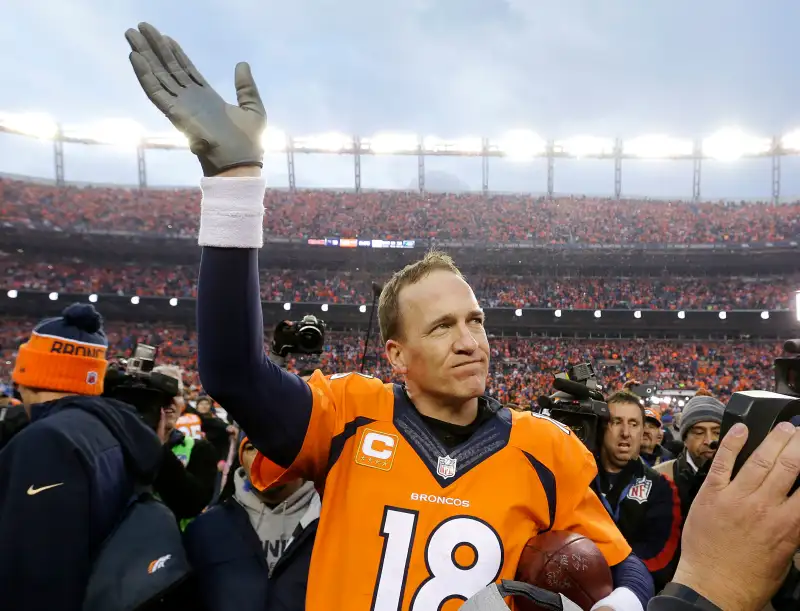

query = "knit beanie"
[680,394,725,439]
[12,303,108,396]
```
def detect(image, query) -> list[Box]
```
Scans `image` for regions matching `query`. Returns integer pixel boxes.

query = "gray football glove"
[125,22,266,177]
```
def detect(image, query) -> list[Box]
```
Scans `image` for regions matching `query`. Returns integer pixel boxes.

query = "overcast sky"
[2,0,800,198]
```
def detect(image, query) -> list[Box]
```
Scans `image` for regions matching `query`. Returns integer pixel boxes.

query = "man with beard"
[594,392,682,592]
[655,394,724,523]
[639,406,675,467]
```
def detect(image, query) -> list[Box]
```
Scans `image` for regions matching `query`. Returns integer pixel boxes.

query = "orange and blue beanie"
[12,303,109,396]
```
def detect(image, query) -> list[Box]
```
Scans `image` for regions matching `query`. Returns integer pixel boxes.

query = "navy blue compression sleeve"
[612,553,655,609]
[197,247,312,468]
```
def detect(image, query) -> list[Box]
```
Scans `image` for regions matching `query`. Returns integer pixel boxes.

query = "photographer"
[107,359,217,529]
[0,304,163,611]
[594,391,682,592]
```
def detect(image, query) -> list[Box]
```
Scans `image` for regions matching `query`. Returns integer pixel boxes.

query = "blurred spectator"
[0,318,781,407]
[2,255,794,311]
[2,176,799,244]
[640,407,675,467]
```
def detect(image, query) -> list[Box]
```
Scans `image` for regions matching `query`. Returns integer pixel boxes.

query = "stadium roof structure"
[1,110,798,200]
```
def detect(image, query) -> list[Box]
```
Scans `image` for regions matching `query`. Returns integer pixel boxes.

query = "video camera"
[273,315,327,356]
[720,339,800,490]
[103,344,180,430]
[534,363,610,454]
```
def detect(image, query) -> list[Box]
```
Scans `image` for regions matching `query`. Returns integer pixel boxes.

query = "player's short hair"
[607,390,645,421]
[378,250,464,343]
[152,364,184,393]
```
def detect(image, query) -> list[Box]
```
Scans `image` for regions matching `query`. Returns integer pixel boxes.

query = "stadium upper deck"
[1,176,798,246]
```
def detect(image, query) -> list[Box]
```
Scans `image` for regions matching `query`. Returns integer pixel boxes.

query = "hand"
[672,421,800,611]
[156,409,170,445]
[124,22,266,177]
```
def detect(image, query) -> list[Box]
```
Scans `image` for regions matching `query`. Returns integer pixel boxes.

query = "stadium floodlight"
[145,131,190,149]
[702,128,771,161]
[283,302,291,311]
[719,311,727,320]
[634,310,642,319]
[359,305,367,313]
[294,132,351,152]
[65,118,145,148]
[7,289,17,299]
[423,136,482,154]
[594,310,602,318]
[796,291,800,322]
[556,136,615,158]
[495,130,547,161]
[0,111,58,140]
[88,294,98,303]
[131,296,140,305]
[678,399,686,408]
[761,311,770,320]
[261,126,286,153]
[554,309,562,318]
[49,292,58,301]
[321,303,329,312]
[169,298,178,307]
[623,134,693,158]
[677,311,686,319]
[514,308,523,317]
[782,130,800,152]
[362,133,419,154]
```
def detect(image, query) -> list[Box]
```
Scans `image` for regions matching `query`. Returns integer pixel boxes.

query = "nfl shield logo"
[436,455,457,479]
[86,371,99,385]
[626,477,653,504]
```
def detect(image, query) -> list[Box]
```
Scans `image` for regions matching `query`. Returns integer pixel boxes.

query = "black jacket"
[594,457,682,593]
[0,402,28,450]
[0,395,162,611]
[154,429,218,521]
[640,444,675,468]
[184,494,318,611]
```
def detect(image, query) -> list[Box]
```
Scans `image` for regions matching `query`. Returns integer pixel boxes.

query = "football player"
[126,22,653,611]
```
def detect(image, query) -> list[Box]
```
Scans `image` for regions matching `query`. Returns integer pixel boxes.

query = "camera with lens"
[272,315,327,356]
[719,339,800,491]
[534,363,610,454]
[103,344,180,430]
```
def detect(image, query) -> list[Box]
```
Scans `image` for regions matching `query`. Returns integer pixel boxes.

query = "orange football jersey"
[250,371,630,611]
[176,412,203,439]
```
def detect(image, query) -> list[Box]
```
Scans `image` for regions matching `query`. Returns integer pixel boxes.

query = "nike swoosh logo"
[27,483,64,495]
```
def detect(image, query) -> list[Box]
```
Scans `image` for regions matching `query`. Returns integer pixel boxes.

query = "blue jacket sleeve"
[633,476,682,592]
[197,247,313,467]
[612,553,655,610]
[0,425,92,611]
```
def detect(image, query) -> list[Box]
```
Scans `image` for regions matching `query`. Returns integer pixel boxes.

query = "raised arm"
[125,23,312,467]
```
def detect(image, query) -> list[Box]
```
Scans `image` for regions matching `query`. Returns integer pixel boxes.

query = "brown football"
[514,530,613,611]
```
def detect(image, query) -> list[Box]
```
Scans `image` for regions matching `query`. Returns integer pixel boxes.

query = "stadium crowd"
[2,257,791,310]
[2,176,799,244]
[0,317,779,406]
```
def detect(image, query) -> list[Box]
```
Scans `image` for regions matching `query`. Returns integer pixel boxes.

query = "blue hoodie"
[0,394,162,611]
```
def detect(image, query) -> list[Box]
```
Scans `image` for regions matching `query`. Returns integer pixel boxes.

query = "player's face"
[640,419,661,453]
[684,421,720,467]
[390,270,489,404]
[602,401,643,471]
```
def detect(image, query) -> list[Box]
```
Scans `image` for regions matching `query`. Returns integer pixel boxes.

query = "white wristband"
[198,176,268,248]
[591,587,643,611]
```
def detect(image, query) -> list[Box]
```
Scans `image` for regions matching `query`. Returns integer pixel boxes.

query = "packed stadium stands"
[0,318,780,405]
[2,176,799,244]
[1,257,791,310]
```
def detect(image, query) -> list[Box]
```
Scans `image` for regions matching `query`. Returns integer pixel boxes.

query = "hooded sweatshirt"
[233,468,320,574]
[0,394,162,611]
